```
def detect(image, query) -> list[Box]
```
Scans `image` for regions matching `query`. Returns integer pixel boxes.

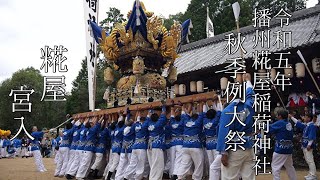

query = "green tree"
[212,0,253,37]
[99,7,126,33]
[65,59,89,115]
[179,0,208,42]
[163,12,184,30]
[179,0,306,42]
[253,0,306,15]
[95,58,109,109]
[0,67,66,132]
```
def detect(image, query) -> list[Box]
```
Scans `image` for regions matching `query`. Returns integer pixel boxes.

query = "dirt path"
[0,157,318,180]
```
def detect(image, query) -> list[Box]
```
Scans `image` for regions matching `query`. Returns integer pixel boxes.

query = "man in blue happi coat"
[124,109,150,180]
[203,98,224,180]
[268,108,297,180]
[76,116,103,180]
[13,137,22,157]
[147,104,167,180]
[115,108,136,180]
[64,118,82,177]
[65,118,83,179]
[203,100,222,161]
[216,74,255,180]
[31,126,47,172]
[106,113,125,180]
[103,118,117,178]
[168,103,184,180]
[89,115,110,179]
[177,99,205,180]
[289,113,317,180]
[66,118,88,179]
[54,121,74,177]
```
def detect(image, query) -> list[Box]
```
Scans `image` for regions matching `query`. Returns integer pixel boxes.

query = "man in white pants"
[147,105,167,180]
[167,104,184,180]
[209,153,222,180]
[54,121,74,177]
[66,118,88,179]
[88,117,110,179]
[65,119,83,179]
[30,126,47,172]
[65,120,82,173]
[0,136,10,158]
[13,138,22,157]
[76,116,102,180]
[216,74,255,180]
[115,109,135,180]
[102,119,116,178]
[289,113,317,180]
[268,108,297,180]
[124,110,149,180]
[203,99,223,180]
[103,149,113,178]
[0,135,5,159]
[177,101,205,180]
[54,132,63,164]
[105,114,125,180]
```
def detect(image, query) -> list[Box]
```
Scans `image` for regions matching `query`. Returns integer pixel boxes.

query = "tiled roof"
[175,5,320,75]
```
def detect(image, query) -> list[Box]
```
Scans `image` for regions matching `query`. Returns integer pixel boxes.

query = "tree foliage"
[0,67,66,133]
[253,0,306,15]
[163,13,184,30]
[65,58,110,114]
[65,59,89,115]
[99,7,126,33]
[175,0,306,42]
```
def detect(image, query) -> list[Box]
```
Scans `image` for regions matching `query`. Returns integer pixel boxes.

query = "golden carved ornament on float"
[97,1,186,108]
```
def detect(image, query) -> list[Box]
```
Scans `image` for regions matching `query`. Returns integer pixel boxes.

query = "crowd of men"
[0,135,37,159]
[3,74,319,180]
[0,132,62,159]
[42,74,316,180]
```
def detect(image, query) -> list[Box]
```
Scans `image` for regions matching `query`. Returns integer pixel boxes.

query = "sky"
[0,0,318,92]
[0,0,190,92]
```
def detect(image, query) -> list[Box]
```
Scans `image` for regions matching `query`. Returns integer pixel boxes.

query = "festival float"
[76,1,217,118]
